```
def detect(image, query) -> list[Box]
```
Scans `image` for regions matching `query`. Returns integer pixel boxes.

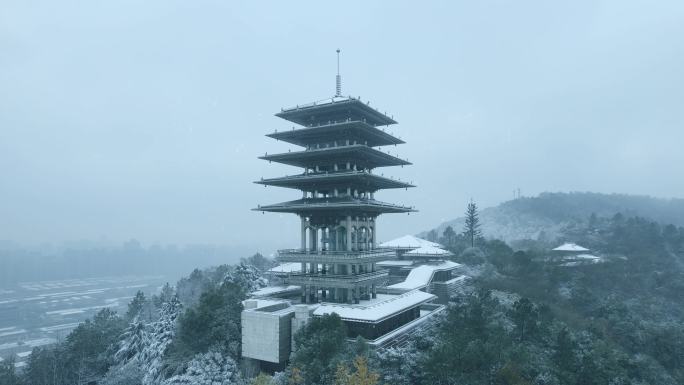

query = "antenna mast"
[336,49,341,97]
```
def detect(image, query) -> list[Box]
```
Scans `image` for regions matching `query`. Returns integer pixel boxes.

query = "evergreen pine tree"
[463,200,482,247]
[442,226,457,248]
[126,291,147,321]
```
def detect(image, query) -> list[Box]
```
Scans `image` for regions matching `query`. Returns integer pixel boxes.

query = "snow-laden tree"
[141,295,182,385]
[223,262,267,293]
[101,360,145,385]
[115,319,149,364]
[162,350,241,385]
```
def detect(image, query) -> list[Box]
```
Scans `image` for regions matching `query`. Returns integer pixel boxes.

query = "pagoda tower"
[255,52,415,305]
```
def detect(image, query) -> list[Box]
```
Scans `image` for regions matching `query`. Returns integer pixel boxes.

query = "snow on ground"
[491,290,520,307]
[24,338,57,347]
[45,304,112,316]
[0,342,19,351]
[39,322,81,332]
[0,329,26,338]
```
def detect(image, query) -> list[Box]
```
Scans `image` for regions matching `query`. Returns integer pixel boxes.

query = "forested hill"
[425,192,684,243]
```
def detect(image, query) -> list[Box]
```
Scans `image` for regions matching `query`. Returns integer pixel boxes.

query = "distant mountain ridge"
[424,192,684,243]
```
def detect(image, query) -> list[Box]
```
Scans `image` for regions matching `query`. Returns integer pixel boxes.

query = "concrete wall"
[241,306,294,364]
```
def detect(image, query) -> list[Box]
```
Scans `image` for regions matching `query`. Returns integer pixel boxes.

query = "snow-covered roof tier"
[560,255,605,267]
[405,245,453,257]
[552,243,589,252]
[267,263,302,274]
[376,260,415,267]
[564,254,601,261]
[380,235,443,249]
[242,298,289,310]
[250,285,300,298]
[387,261,461,291]
[313,290,435,323]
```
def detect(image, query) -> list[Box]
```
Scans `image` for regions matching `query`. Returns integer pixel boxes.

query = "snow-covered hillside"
[424,192,684,243]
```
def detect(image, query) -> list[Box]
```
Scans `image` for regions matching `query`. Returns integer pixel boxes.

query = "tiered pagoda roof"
[260,144,410,169]
[256,171,413,191]
[256,196,414,215]
[254,73,415,305]
[267,120,404,147]
[276,96,397,126]
[255,95,415,217]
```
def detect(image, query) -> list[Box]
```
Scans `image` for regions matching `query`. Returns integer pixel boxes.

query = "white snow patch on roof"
[243,299,290,310]
[405,245,452,256]
[387,261,461,291]
[380,235,443,249]
[553,243,589,252]
[376,260,414,267]
[313,290,435,322]
[268,263,302,274]
[251,285,300,297]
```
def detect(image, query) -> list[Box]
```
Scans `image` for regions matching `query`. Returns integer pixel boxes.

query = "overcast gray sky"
[1,1,683,253]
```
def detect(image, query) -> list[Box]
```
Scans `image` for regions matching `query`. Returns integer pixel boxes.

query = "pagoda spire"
[336,49,342,97]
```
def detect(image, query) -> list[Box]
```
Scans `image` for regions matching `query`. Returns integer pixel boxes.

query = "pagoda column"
[346,215,352,251]
[309,227,316,251]
[301,217,307,251]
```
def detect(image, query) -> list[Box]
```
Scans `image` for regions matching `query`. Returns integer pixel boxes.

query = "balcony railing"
[286,271,388,286]
[279,248,393,256]
[277,248,395,262]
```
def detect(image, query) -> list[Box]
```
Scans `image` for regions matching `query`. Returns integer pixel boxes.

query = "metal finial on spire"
[335,49,341,97]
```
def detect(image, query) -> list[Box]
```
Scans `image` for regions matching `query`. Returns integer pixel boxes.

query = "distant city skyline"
[1,1,683,252]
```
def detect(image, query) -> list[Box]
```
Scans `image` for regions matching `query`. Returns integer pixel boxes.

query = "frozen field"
[0,275,168,368]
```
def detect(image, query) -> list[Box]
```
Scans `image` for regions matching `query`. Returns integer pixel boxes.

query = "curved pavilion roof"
[405,245,453,257]
[379,235,443,249]
[552,243,589,252]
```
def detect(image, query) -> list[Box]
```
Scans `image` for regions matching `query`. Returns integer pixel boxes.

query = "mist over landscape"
[1,1,684,385]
